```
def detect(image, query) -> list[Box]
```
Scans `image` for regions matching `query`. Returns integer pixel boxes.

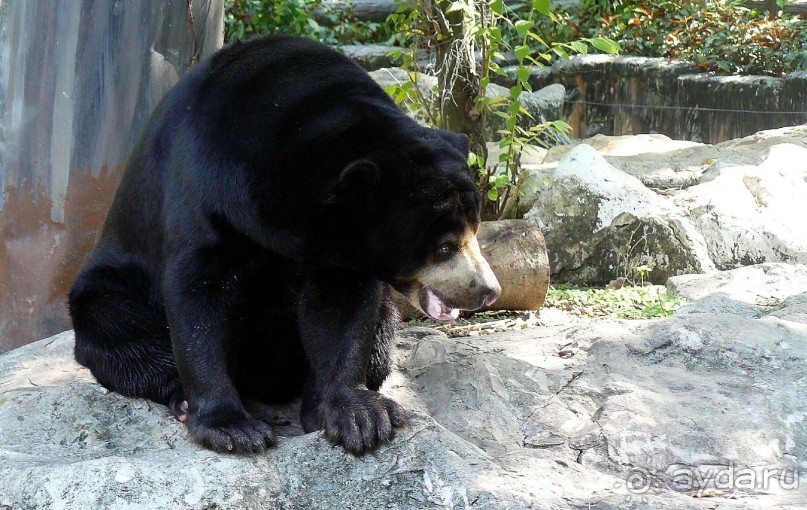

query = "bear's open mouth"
[419,287,460,321]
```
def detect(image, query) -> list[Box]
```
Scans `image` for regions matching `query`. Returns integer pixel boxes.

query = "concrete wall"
[0,0,224,352]
[518,56,807,144]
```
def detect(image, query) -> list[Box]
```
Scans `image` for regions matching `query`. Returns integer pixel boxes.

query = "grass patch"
[544,284,688,319]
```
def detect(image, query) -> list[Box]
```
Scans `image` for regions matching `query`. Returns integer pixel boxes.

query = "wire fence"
[563,98,807,116]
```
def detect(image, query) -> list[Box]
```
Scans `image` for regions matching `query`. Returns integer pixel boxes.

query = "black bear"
[69,36,501,456]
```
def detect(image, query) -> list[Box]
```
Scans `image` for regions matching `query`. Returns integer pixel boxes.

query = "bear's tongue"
[423,288,460,321]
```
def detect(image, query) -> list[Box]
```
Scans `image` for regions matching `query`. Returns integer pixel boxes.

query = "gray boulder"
[536,133,707,190]
[523,125,807,284]
[485,83,566,132]
[524,144,714,284]
[672,141,807,268]
[339,44,402,71]
[669,263,807,317]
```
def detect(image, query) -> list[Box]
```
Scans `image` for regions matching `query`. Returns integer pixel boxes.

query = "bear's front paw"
[188,405,277,455]
[318,388,408,456]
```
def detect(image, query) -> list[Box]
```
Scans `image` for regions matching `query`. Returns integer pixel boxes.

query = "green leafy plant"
[315,6,402,45]
[224,0,322,41]
[482,1,619,218]
[386,1,619,219]
[224,0,398,45]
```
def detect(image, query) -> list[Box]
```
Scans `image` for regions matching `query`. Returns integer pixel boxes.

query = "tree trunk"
[764,0,780,17]
[434,1,486,163]
[430,1,495,218]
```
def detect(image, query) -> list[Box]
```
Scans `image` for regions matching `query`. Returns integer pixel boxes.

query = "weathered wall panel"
[0,0,224,352]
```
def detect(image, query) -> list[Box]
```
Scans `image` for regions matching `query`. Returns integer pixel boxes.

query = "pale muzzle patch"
[401,230,501,321]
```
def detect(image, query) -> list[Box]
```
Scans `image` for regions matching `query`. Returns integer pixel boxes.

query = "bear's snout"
[403,231,501,320]
[467,253,501,309]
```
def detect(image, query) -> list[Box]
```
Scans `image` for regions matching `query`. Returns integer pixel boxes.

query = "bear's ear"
[415,130,470,159]
[447,132,470,156]
[324,159,380,204]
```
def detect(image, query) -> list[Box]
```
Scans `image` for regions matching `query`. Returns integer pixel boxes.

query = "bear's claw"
[318,388,408,456]
[187,406,277,455]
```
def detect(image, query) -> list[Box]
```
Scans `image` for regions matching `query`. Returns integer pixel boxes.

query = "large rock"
[339,44,402,71]
[524,125,807,284]
[524,144,714,284]
[673,142,807,268]
[538,133,707,189]
[2,265,807,509]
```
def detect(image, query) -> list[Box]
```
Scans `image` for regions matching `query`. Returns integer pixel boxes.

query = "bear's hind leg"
[69,261,181,407]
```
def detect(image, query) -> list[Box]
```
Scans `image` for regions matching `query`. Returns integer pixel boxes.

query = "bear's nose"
[482,282,501,307]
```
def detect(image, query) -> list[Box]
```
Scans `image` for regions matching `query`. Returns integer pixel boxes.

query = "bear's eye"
[436,243,457,259]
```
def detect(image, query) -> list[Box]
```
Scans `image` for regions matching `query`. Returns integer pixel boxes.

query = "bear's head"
[325,126,501,320]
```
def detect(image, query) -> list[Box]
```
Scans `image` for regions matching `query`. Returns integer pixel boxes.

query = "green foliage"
[224,0,320,40]
[552,0,807,76]
[224,0,398,45]
[319,11,401,45]
[386,1,619,218]
[544,284,688,319]
[224,1,804,75]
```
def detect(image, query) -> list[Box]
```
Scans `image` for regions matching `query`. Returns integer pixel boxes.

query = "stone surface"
[2,265,807,509]
[527,124,807,195]
[672,141,807,269]
[0,333,532,510]
[669,263,807,315]
[524,125,807,284]
[339,44,402,71]
[540,133,707,190]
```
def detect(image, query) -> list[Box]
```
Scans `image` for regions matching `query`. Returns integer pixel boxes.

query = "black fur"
[69,36,479,456]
